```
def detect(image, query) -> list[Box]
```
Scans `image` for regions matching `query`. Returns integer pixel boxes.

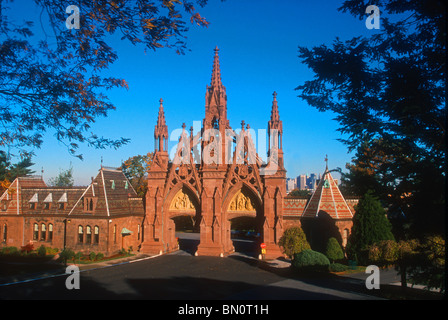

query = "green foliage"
[347,191,394,264]
[89,252,96,261]
[286,189,311,198]
[408,236,445,292]
[48,165,74,187]
[278,226,311,259]
[96,252,104,261]
[296,0,445,238]
[37,245,47,257]
[0,1,210,158]
[292,249,330,272]
[329,263,348,273]
[59,248,75,264]
[325,237,344,263]
[1,246,19,255]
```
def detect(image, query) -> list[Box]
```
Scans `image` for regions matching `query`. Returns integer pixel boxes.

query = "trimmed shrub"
[292,249,330,272]
[278,226,311,259]
[37,245,47,257]
[96,252,104,261]
[325,237,344,263]
[89,252,96,261]
[329,263,348,273]
[59,248,75,264]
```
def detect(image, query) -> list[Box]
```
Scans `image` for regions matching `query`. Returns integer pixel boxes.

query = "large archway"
[167,185,201,255]
[224,184,263,257]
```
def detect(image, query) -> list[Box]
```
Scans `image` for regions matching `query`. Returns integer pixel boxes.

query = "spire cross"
[273,91,277,100]
[241,120,245,130]
[325,154,328,169]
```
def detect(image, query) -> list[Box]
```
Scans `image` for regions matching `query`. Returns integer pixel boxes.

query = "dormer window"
[111,180,115,190]
[124,181,129,190]
[29,193,38,210]
[43,193,52,210]
[57,193,67,210]
[83,197,96,212]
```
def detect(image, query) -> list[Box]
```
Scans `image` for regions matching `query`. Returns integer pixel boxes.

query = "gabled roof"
[302,165,353,220]
[68,167,144,216]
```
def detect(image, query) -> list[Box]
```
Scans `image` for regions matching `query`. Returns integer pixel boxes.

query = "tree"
[120,152,154,197]
[48,165,74,187]
[0,150,35,192]
[1,0,211,159]
[278,226,311,259]
[286,188,311,198]
[325,237,344,263]
[296,0,446,238]
[347,191,394,264]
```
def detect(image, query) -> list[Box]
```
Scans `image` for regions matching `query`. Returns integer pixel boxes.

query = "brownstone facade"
[0,168,144,256]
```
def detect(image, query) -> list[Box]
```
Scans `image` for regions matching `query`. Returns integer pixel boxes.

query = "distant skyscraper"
[297,174,307,190]
[286,178,296,192]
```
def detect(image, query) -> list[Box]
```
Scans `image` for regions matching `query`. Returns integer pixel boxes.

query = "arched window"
[48,224,53,241]
[89,199,94,211]
[94,226,99,244]
[86,225,92,244]
[33,223,39,240]
[78,225,84,243]
[40,224,46,241]
[342,228,349,248]
[2,224,6,243]
[137,224,141,241]
[113,225,117,244]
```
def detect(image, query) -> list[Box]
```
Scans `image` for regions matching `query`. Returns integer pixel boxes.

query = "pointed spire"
[154,98,168,152]
[325,154,329,171]
[268,91,282,133]
[211,46,223,89]
[205,46,227,126]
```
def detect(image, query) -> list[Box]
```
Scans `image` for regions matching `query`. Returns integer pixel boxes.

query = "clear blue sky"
[6,0,380,185]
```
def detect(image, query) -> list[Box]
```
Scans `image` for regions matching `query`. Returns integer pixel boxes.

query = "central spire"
[205,46,227,127]
[211,46,223,89]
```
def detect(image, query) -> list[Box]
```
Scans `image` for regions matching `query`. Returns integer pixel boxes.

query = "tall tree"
[120,152,154,197]
[296,0,446,238]
[347,191,395,264]
[0,150,35,192]
[0,0,210,159]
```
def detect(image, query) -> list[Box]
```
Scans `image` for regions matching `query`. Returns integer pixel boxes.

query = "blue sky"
[6,0,381,185]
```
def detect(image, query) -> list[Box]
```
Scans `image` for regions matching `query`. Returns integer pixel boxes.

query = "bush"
[329,263,348,273]
[21,243,34,254]
[325,237,344,263]
[59,248,75,264]
[37,245,47,257]
[292,249,330,272]
[89,252,96,261]
[96,252,104,261]
[278,226,311,259]
[1,246,19,255]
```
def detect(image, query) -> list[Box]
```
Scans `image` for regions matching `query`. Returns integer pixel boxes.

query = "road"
[0,233,398,301]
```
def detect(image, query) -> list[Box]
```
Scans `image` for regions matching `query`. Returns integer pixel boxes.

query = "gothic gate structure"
[141,47,286,259]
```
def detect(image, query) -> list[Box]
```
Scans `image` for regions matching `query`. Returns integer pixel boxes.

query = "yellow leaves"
[143,19,156,30]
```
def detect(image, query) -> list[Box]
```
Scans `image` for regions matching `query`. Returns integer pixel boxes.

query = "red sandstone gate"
[140,48,286,259]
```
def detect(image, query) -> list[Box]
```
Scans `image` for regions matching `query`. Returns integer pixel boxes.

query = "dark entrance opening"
[230,216,260,257]
[172,215,200,255]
